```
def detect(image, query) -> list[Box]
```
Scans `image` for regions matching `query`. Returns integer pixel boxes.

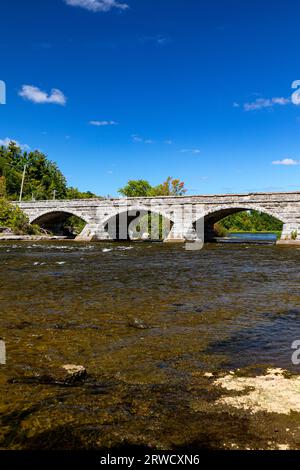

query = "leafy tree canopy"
[117,179,153,198]
[0,198,40,234]
[0,141,98,200]
[118,177,187,197]
[219,210,283,232]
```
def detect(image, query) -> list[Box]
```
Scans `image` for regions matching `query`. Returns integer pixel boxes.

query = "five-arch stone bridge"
[17,191,300,242]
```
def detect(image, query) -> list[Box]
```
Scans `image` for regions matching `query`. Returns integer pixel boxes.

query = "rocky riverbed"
[1,241,300,450]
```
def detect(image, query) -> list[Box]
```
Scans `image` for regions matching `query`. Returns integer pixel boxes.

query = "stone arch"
[100,205,174,241]
[194,204,285,241]
[30,209,90,225]
[30,210,89,237]
[201,204,287,225]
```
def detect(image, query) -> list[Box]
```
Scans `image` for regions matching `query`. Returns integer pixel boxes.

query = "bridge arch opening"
[194,207,284,242]
[103,209,173,241]
[31,211,87,238]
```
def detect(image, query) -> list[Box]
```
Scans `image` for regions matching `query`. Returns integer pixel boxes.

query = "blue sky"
[1,0,300,196]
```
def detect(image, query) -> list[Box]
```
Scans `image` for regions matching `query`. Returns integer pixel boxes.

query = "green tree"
[119,177,187,197]
[0,142,67,200]
[220,210,283,232]
[0,141,98,200]
[66,187,98,199]
[0,198,40,234]
[0,176,6,197]
[118,180,153,197]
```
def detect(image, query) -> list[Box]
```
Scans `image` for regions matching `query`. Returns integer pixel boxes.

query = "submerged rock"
[128,318,150,330]
[61,365,87,384]
[9,364,87,387]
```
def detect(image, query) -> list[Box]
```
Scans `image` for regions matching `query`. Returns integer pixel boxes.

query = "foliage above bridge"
[118,177,187,197]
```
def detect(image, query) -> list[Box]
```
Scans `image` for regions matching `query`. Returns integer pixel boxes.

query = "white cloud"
[272,158,300,166]
[131,135,173,145]
[180,148,201,154]
[131,134,155,144]
[244,97,290,111]
[131,134,143,143]
[0,138,30,150]
[90,120,118,126]
[64,0,128,12]
[19,85,67,105]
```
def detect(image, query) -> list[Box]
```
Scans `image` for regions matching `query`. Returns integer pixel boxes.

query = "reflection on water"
[0,241,300,449]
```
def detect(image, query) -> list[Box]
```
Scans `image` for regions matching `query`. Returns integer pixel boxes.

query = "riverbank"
[277,239,300,246]
[2,364,300,450]
[0,235,69,241]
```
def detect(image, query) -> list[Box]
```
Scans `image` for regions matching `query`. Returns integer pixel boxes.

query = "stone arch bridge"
[17,191,300,242]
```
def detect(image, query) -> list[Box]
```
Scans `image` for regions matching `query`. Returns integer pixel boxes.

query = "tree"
[66,187,98,199]
[152,177,187,196]
[118,180,153,197]
[0,141,98,200]
[0,198,40,234]
[118,177,187,198]
[0,176,6,197]
[220,210,283,232]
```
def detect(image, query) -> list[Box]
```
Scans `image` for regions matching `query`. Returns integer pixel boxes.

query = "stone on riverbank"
[215,368,300,415]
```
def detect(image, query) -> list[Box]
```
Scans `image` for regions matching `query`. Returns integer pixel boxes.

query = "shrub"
[0,198,41,235]
[291,230,298,240]
[214,223,228,237]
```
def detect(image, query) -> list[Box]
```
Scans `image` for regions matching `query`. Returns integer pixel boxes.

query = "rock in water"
[128,318,150,330]
[61,364,87,384]
[9,364,87,386]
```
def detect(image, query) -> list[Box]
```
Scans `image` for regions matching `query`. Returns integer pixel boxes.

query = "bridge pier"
[75,223,112,242]
[164,221,201,243]
[164,225,186,243]
[280,223,300,241]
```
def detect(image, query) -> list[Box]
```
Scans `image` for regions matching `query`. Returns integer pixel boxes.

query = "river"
[0,241,300,450]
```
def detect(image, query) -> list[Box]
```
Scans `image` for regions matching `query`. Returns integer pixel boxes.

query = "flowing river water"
[0,241,300,450]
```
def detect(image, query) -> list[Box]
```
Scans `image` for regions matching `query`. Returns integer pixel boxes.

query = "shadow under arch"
[193,206,285,242]
[31,210,88,238]
[102,208,174,241]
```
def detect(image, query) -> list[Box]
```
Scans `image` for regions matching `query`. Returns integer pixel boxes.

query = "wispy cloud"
[242,96,290,112]
[89,120,118,126]
[180,148,201,154]
[19,85,67,105]
[64,0,128,12]
[131,135,173,145]
[140,34,171,46]
[0,138,30,150]
[272,158,300,166]
[131,134,155,144]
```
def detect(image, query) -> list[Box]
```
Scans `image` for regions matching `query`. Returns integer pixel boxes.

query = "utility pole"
[53,189,56,200]
[19,164,27,202]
